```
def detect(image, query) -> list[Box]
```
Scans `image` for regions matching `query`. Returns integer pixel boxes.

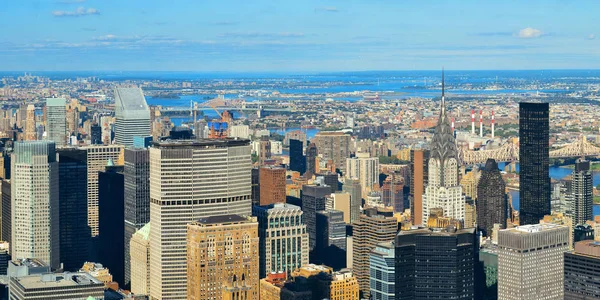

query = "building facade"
[259,166,286,206]
[305,142,318,178]
[342,178,362,223]
[149,139,252,300]
[11,141,60,269]
[253,203,309,279]
[98,165,125,286]
[9,273,104,300]
[519,102,550,225]
[289,139,306,175]
[45,98,67,146]
[130,223,150,297]
[301,184,330,250]
[410,149,429,226]
[369,242,395,300]
[346,152,379,197]
[186,215,259,300]
[114,87,151,147]
[564,240,600,299]
[314,132,351,172]
[315,210,346,269]
[498,223,569,300]
[476,159,507,237]
[571,159,593,225]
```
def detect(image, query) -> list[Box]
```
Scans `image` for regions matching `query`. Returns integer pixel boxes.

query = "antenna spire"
[441,68,446,115]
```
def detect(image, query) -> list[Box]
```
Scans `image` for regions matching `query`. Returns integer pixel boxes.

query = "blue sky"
[1,0,600,71]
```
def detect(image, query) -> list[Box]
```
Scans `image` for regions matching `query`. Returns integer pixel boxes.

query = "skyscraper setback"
[149,139,252,300]
[519,102,550,225]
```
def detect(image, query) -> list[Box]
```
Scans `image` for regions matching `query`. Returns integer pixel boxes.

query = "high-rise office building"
[289,139,306,174]
[479,246,498,300]
[316,171,339,194]
[45,98,67,146]
[11,141,59,269]
[477,159,507,237]
[57,149,90,271]
[346,152,379,197]
[382,173,404,213]
[314,132,351,172]
[564,240,600,299]
[259,166,286,206]
[1,179,10,246]
[98,165,125,286]
[410,149,429,226]
[130,223,150,297]
[498,223,569,300]
[253,203,308,279]
[149,139,252,300]
[519,102,550,225]
[353,208,397,298]
[395,227,477,300]
[251,167,260,205]
[9,272,105,299]
[123,147,150,288]
[114,87,151,147]
[326,192,352,224]
[82,145,124,237]
[301,184,330,251]
[422,75,465,224]
[90,125,102,145]
[369,242,395,300]
[24,105,36,141]
[187,215,259,300]
[315,210,346,269]
[571,159,593,225]
[342,178,362,223]
[305,142,318,177]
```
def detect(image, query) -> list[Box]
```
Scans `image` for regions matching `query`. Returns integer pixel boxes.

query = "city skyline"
[2,0,600,71]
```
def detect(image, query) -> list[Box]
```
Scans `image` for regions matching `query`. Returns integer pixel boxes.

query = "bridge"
[155,97,293,115]
[460,135,600,164]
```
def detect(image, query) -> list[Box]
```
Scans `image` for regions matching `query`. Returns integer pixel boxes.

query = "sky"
[1,0,600,72]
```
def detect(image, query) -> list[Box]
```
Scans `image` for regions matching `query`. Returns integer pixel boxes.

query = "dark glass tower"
[476,159,507,236]
[58,149,91,271]
[315,210,346,270]
[572,159,593,225]
[519,102,550,225]
[301,184,330,250]
[90,125,102,145]
[395,228,477,300]
[305,142,318,177]
[289,139,306,174]
[123,148,150,288]
[98,165,125,286]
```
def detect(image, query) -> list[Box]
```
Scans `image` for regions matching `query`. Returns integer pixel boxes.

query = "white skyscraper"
[11,141,60,269]
[422,72,465,224]
[46,98,67,146]
[149,139,252,300]
[114,87,151,147]
[498,223,569,300]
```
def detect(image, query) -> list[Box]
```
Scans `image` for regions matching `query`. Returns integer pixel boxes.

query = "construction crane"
[208,103,233,139]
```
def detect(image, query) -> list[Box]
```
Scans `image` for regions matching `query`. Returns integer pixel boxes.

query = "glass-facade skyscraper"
[476,158,507,237]
[114,87,151,147]
[46,98,67,146]
[519,102,550,225]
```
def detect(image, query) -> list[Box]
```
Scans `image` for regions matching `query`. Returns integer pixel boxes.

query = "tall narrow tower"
[422,70,465,223]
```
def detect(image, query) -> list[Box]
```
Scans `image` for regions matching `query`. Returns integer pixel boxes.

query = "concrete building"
[259,272,286,300]
[342,178,361,223]
[11,141,59,269]
[9,272,104,300]
[259,166,286,206]
[123,148,150,288]
[258,137,271,166]
[301,184,330,250]
[114,87,151,147]
[564,240,600,299]
[149,139,252,300]
[369,242,395,300]
[271,141,283,155]
[325,192,352,224]
[1,179,10,246]
[82,145,124,237]
[409,149,429,226]
[45,98,67,146]
[229,125,250,139]
[315,210,346,269]
[498,223,569,300]
[24,105,36,141]
[253,203,308,279]
[80,262,113,286]
[314,131,351,172]
[571,159,593,225]
[130,223,150,297]
[329,269,359,300]
[186,215,259,300]
[353,208,397,298]
[382,173,404,213]
[345,152,379,197]
[460,167,479,200]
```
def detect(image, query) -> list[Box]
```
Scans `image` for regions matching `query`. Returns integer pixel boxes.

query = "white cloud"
[315,7,339,12]
[515,27,543,39]
[95,34,117,41]
[587,34,596,40]
[52,7,100,17]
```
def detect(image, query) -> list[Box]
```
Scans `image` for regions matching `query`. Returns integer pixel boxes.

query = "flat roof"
[12,273,102,289]
[152,138,250,148]
[195,214,248,225]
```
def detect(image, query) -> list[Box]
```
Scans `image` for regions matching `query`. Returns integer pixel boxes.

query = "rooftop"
[194,214,249,225]
[508,223,565,234]
[152,138,250,148]
[114,87,149,115]
[12,272,102,289]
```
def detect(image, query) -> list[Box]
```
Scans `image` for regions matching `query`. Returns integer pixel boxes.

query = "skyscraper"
[498,223,568,300]
[57,148,90,271]
[345,152,379,197]
[90,125,102,145]
[258,136,272,166]
[289,139,306,174]
[149,139,252,300]
[422,73,465,224]
[11,141,59,269]
[564,240,600,299]
[410,149,429,226]
[382,173,404,213]
[369,242,395,300]
[187,215,259,300]
[305,142,318,177]
[259,166,286,206]
[476,159,507,237]
[395,227,477,300]
[253,203,308,278]
[314,131,351,172]
[123,147,150,288]
[571,159,593,225]
[315,209,346,269]
[1,179,10,246]
[98,164,125,286]
[114,87,151,147]
[519,102,550,225]
[82,145,124,237]
[24,105,36,141]
[353,208,397,298]
[130,223,150,297]
[301,184,330,251]
[45,98,67,146]
[342,178,362,223]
